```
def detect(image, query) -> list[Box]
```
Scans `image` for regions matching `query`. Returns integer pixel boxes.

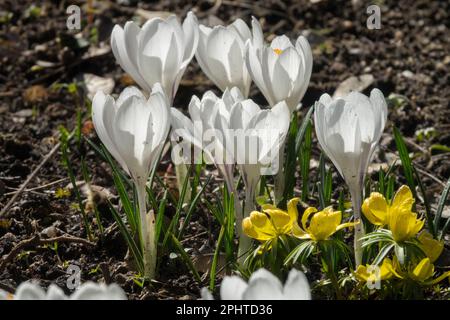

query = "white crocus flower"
[92,84,170,278]
[245,17,312,113]
[111,12,199,101]
[170,87,243,197]
[201,268,311,300]
[229,99,290,209]
[196,19,252,97]
[245,17,313,203]
[0,282,126,300]
[314,88,388,265]
[228,98,290,258]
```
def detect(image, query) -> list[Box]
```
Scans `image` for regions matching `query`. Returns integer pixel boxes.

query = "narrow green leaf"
[170,233,202,283]
[393,127,416,197]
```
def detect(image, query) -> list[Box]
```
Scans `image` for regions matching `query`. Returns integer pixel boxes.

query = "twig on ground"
[0,234,95,274]
[0,141,61,218]
[3,177,69,197]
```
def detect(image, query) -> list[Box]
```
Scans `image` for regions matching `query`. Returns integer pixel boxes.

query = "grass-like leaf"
[393,127,416,198]
[435,177,450,240]
[170,233,202,283]
[413,167,436,237]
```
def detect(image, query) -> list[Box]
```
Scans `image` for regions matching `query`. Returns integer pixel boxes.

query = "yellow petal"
[409,217,424,238]
[250,211,270,228]
[335,220,359,232]
[354,265,370,282]
[242,217,259,239]
[384,258,404,279]
[411,258,434,282]
[301,207,318,230]
[264,209,291,232]
[391,185,414,213]
[379,258,394,280]
[390,210,422,242]
[362,192,389,226]
[292,222,311,239]
[418,231,444,262]
[308,208,341,241]
[261,204,277,211]
[287,198,300,223]
[243,212,276,241]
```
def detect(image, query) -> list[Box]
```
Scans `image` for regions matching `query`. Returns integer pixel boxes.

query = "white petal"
[250,17,264,49]
[270,58,291,107]
[283,269,311,300]
[111,23,149,92]
[70,282,127,300]
[46,285,67,300]
[245,41,268,102]
[196,25,214,83]
[294,36,313,103]
[14,282,47,300]
[200,287,214,300]
[270,35,293,51]
[229,18,252,42]
[243,269,284,300]
[92,91,130,174]
[220,276,248,300]
[181,11,199,65]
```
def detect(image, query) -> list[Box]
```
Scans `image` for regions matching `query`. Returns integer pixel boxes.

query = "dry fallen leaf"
[82,120,95,136]
[23,85,48,103]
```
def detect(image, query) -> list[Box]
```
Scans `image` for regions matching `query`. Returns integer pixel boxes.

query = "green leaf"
[284,240,315,266]
[393,127,416,198]
[108,201,144,274]
[170,233,201,283]
[435,177,450,239]
[413,167,435,237]
[178,175,212,238]
[300,120,312,202]
[210,224,226,291]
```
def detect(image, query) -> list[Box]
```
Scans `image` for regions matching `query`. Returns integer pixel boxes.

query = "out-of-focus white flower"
[92,84,170,278]
[70,282,127,300]
[245,17,313,113]
[92,84,170,185]
[201,268,311,300]
[111,12,199,101]
[314,88,388,265]
[196,19,252,97]
[0,282,127,300]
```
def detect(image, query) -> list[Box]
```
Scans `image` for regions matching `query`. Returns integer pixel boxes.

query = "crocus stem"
[237,182,255,264]
[175,162,191,203]
[220,165,243,237]
[350,189,364,267]
[274,140,286,205]
[136,182,156,280]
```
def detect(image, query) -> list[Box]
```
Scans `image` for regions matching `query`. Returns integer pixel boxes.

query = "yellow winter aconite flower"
[389,209,424,242]
[362,185,415,226]
[362,185,424,242]
[293,206,358,241]
[354,258,393,283]
[386,257,450,285]
[418,231,444,263]
[242,198,300,241]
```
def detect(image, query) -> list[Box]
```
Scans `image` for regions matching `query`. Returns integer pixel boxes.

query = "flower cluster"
[80,10,448,301]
